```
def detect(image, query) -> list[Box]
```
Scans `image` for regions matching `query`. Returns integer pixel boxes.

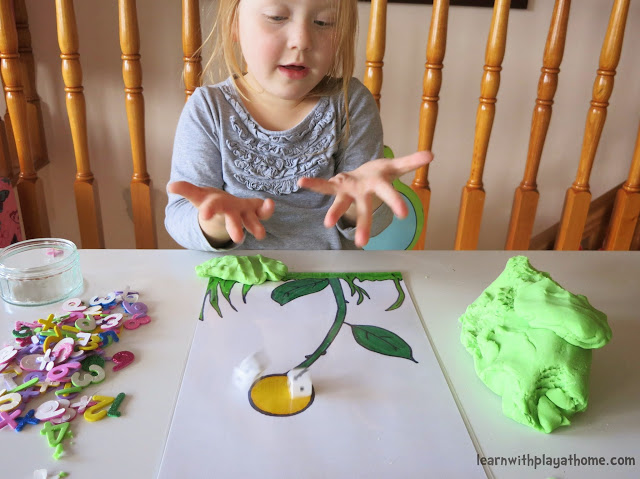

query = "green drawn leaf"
[220,279,238,311]
[206,278,222,318]
[242,284,252,303]
[343,276,370,305]
[386,278,406,311]
[271,278,329,306]
[350,324,417,362]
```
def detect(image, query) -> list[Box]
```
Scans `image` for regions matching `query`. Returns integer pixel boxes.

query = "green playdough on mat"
[459,255,612,433]
[196,254,288,284]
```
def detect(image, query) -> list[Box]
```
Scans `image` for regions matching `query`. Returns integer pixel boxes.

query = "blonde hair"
[203,0,358,128]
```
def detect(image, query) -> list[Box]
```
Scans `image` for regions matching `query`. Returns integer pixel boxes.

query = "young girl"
[165,0,432,251]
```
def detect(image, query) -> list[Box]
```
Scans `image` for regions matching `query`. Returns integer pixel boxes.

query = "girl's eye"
[314,19,335,27]
[266,15,287,22]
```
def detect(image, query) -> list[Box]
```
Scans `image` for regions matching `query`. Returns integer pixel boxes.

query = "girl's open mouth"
[279,65,309,79]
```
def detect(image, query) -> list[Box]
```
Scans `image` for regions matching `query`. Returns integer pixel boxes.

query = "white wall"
[14,0,640,249]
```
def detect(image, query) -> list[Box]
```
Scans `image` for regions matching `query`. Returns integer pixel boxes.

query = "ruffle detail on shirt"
[220,84,337,196]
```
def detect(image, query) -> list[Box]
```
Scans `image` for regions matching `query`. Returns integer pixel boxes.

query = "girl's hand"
[297,150,433,247]
[168,181,275,246]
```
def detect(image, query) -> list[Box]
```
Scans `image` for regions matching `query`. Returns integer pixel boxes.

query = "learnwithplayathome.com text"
[477,453,636,470]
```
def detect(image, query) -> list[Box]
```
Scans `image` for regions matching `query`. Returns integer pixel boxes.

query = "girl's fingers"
[257,198,275,220]
[198,195,219,221]
[354,195,374,248]
[390,150,433,176]
[242,211,266,240]
[224,213,245,244]
[375,181,408,219]
[167,181,206,207]
[325,194,354,228]
[297,177,337,196]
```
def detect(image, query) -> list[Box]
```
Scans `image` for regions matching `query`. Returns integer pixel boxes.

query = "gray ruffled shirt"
[165,77,392,251]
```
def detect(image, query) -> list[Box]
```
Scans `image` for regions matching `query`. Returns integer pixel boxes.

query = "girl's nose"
[288,22,312,51]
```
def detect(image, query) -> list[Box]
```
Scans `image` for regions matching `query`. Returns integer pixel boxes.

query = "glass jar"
[0,238,83,306]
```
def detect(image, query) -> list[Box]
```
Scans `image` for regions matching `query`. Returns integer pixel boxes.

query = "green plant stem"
[295,278,347,370]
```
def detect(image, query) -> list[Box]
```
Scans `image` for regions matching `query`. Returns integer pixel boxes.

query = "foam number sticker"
[40,420,72,447]
[75,315,96,332]
[117,287,138,303]
[87,364,106,383]
[84,395,114,422]
[54,382,83,398]
[37,314,57,332]
[12,325,32,339]
[0,389,22,412]
[1,372,19,390]
[37,379,60,394]
[14,409,39,431]
[98,332,119,349]
[78,334,101,351]
[100,313,124,330]
[34,400,65,421]
[70,370,93,388]
[90,292,117,307]
[123,300,148,315]
[20,354,44,372]
[47,361,81,383]
[75,332,91,346]
[52,338,75,363]
[71,395,93,413]
[50,399,77,425]
[43,326,64,351]
[71,364,106,388]
[0,346,17,364]
[84,305,103,316]
[36,349,54,371]
[0,409,22,430]
[111,351,135,372]
[107,392,126,417]
[123,313,151,330]
[62,298,86,312]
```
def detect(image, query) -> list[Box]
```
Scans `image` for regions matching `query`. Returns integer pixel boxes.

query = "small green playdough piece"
[195,254,288,284]
[459,255,611,433]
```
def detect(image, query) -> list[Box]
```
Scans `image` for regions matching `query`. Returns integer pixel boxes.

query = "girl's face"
[236,0,338,103]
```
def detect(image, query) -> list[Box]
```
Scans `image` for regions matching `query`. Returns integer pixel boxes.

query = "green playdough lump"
[459,255,612,433]
[195,254,288,284]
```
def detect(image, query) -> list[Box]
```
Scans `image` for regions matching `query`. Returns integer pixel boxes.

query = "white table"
[1,250,639,479]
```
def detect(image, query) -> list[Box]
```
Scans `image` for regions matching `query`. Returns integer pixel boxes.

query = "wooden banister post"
[183,0,202,101]
[455,0,511,250]
[555,0,630,250]
[505,0,571,250]
[0,0,50,239]
[364,0,386,109]
[603,119,640,250]
[55,0,104,248]
[411,0,448,250]
[119,0,157,249]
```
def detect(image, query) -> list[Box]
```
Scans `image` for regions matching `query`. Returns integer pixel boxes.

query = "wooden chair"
[362,0,639,250]
[0,0,156,249]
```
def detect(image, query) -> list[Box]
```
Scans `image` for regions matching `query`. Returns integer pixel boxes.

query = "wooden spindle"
[119,0,156,249]
[364,0,387,108]
[15,0,49,172]
[183,0,202,100]
[0,0,49,238]
[55,0,104,248]
[411,0,448,250]
[555,0,630,250]
[454,0,510,250]
[505,0,571,250]
[603,120,640,250]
